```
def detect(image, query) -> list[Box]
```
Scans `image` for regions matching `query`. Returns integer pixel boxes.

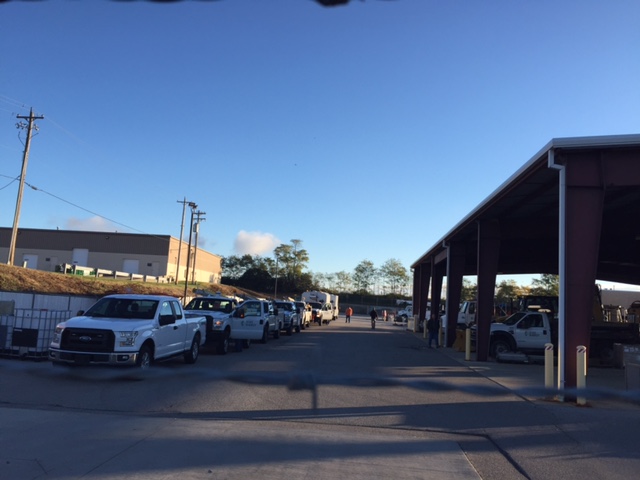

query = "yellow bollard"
[576,345,587,406]
[465,328,471,361]
[544,343,554,391]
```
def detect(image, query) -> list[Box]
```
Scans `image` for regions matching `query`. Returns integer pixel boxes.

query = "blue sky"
[1,0,640,289]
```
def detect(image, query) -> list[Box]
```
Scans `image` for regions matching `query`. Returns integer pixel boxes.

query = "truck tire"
[137,344,153,369]
[490,338,512,358]
[597,342,614,365]
[217,330,230,355]
[184,333,200,364]
[260,325,269,344]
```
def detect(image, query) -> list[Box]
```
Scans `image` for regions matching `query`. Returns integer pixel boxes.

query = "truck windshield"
[275,302,293,311]
[84,298,158,320]
[502,311,527,326]
[185,297,234,313]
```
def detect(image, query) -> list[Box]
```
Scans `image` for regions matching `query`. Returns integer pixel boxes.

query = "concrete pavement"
[2,322,640,479]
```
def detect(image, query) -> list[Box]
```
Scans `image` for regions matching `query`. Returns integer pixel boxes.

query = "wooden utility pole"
[7,108,44,266]
[183,203,197,301]
[191,210,206,284]
[175,198,192,284]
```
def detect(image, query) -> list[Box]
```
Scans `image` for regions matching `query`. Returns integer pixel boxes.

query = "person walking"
[345,306,353,323]
[427,313,440,348]
[369,308,378,329]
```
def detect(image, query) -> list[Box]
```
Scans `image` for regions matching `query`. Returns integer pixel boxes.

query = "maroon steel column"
[430,261,445,320]
[476,220,500,362]
[419,263,431,326]
[445,242,465,347]
[412,264,421,309]
[563,152,604,390]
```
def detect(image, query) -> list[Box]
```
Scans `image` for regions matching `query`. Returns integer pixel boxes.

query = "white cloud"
[65,216,120,232]
[234,230,280,256]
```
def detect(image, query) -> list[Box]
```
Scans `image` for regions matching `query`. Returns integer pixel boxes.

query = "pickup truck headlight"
[213,320,224,329]
[52,325,65,344]
[117,331,139,347]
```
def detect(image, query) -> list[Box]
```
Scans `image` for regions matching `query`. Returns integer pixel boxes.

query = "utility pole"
[8,108,44,266]
[183,202,197,301]
[175,198,191,284]
[191,210,206,284]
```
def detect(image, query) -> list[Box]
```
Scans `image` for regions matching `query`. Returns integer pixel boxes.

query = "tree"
[495,279,525,305]
[353,260,376,294]
[312,272,328,290]
[273,240,309,293]
[221,254,259,280]
[461,278,477,301]
[379,258,409,295]
[334,271,353,292]
[530,274,559,296]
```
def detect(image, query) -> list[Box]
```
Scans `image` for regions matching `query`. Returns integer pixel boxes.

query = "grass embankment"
[0,263,257,299]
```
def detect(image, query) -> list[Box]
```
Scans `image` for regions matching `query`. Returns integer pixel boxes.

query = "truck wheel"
[598,343,614,364]
[184,334,200,364]
[261,326,269,344]
[217,331,230,355]
[490,339,512,358]
[137,344,153,369]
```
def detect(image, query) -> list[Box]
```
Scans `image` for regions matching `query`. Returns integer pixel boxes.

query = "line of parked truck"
[48,290,340,369]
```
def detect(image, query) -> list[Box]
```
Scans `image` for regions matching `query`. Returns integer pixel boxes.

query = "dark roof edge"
[411,133,640,268]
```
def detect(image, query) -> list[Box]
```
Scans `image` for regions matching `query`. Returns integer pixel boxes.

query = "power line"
[0,172,187,244]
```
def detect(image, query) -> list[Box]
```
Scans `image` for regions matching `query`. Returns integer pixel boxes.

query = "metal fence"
[0,309,72,360]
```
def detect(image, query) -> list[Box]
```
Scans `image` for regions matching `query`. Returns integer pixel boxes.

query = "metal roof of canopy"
[411,133,640,285]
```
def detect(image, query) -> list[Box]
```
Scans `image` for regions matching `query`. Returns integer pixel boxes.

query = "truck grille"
[60,328,115,353]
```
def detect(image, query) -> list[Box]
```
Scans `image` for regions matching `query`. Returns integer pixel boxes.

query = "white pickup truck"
[478,309,640,361]
[229,299,280,345]
[49,294,207,368]
[184,293,239,354]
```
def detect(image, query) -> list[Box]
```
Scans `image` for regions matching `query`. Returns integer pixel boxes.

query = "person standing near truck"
[345,306,353,323]
[427,313,440,348]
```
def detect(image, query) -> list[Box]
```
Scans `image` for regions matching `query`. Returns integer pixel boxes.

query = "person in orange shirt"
[345,306,353,323]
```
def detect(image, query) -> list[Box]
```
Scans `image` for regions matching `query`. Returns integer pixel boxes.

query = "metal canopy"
[412,134,640,286]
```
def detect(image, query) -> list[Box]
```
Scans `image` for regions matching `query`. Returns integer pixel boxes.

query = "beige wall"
[0,229,222,283]
[166,237,222,283]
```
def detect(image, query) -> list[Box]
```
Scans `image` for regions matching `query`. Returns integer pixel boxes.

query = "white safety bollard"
[544,343,554,391]
[465,328,471,361]
[576,345,587,406]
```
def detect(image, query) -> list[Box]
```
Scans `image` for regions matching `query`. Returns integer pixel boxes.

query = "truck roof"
[101,294,180,301]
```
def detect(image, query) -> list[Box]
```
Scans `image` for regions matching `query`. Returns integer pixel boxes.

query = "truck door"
[155,300,185,358]
[231,301,264,341]
[514,312,548,350]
